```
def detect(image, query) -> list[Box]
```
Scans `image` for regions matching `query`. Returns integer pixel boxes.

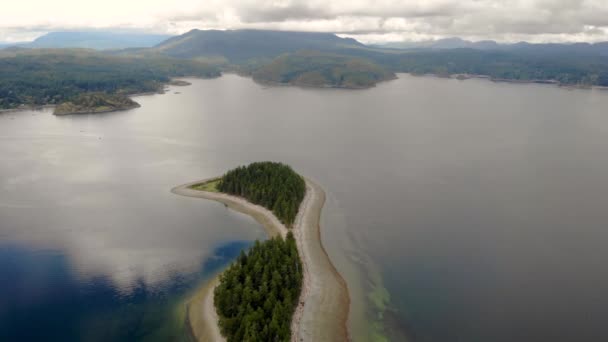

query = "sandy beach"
[171,177,349,342]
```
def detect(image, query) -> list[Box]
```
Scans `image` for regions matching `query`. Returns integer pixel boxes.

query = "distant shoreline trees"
[217,162,306,226]
[0,51,220,109]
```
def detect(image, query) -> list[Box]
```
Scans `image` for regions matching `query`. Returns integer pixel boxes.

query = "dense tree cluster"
[214,233,302,342]
[53,93,139,115]
[217,162,306,226]
[0,50,220,109]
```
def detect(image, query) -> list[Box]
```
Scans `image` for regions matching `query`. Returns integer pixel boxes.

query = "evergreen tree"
[217,162,306,226]
[214,233,303,342]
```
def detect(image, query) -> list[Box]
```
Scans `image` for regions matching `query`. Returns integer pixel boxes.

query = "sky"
[1,0,608,44]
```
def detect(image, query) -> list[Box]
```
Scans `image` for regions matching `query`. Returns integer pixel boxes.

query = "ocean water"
[2,74,608,341]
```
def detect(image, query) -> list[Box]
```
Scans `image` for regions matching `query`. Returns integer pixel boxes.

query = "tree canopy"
[217,162,306,226]
[214,233,302,342]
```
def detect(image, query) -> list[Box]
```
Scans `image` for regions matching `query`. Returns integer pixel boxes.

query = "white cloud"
[2,0,608,43]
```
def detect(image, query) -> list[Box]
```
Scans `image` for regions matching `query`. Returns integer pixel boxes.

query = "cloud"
[2,0,608,43]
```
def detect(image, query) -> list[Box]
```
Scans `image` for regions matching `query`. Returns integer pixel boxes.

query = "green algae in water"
[367,269,392,342]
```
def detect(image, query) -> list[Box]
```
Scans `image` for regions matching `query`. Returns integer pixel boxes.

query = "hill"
[154,29,364,63]
[252,51,395,89]
[12,31,173,50]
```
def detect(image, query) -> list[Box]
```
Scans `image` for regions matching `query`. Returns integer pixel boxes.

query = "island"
[171,162,350,341]
[252,51,396,89]
[53,93,140,115]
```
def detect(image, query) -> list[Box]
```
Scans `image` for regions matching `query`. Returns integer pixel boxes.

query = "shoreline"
[408,72,608,90]
[3,73,607,116]
[251,77,397,90]
[0,76,199,115]
[53,103,141,116]
[171,177,350,342]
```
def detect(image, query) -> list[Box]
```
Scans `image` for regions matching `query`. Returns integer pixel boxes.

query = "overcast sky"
[1,0,608,44]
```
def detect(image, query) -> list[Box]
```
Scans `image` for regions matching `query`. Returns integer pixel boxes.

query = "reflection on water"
[2,74,608,341]
[0,241,251,341]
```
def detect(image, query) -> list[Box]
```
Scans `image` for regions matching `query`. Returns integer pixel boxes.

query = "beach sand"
[171,177,349,342]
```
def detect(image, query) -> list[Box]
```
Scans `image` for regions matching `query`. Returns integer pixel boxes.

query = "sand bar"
[171,176,350,341]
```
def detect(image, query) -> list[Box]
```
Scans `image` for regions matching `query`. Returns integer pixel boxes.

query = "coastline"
[171,177,350,342]
[0,77,198,115]
[53,103,141,116]
[409,72,608,90]
[251,74,397,90]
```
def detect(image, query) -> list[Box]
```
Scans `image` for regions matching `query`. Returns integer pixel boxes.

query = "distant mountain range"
[0,31,173,50]
[375,37,608,56]
[2,29,608,94]
[4,30,608,57]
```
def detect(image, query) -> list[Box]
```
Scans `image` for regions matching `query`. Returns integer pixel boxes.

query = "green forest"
[53,93,140,115]
[214,233,303,342]
[252,51,395,88]
[217,162,306,226]
[0,49,220,109]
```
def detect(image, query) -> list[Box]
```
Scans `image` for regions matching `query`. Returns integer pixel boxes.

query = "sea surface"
[1,74,608,341]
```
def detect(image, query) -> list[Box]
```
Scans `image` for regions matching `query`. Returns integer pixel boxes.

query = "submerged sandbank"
[171,177,350,341]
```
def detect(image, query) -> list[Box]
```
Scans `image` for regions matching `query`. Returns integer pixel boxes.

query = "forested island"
[214,234,302,341]
[173,161,349,342]
[53,93,140,115]
[251,51,396,89]
[217,162,306,226]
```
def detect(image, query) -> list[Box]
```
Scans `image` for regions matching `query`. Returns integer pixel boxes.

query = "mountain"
[23,31,173,50]
[0,42,26,49]
[154,29,365,63]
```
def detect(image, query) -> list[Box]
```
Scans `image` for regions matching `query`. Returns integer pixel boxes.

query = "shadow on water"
[0,240,252,342]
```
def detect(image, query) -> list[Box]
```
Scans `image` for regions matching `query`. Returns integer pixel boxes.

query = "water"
[2,74,608,341]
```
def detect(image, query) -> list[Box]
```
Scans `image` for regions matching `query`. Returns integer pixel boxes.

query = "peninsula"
[53,93,140,115]
[171,162,349,341]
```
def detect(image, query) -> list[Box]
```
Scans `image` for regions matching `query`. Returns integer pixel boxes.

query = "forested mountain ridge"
[154,29,364,63]
[217,162,306,226]
[376,37,608,56]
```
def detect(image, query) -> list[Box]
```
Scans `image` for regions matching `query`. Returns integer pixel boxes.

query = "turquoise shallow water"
[2,74,608,341]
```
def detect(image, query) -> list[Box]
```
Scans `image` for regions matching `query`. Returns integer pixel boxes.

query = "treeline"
[217,162,306,226]
[0,49,221,109]
[340,47,608,86]
[214,233,303,342]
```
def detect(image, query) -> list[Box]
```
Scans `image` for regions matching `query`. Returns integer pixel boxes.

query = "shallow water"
[2,74,608,341]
